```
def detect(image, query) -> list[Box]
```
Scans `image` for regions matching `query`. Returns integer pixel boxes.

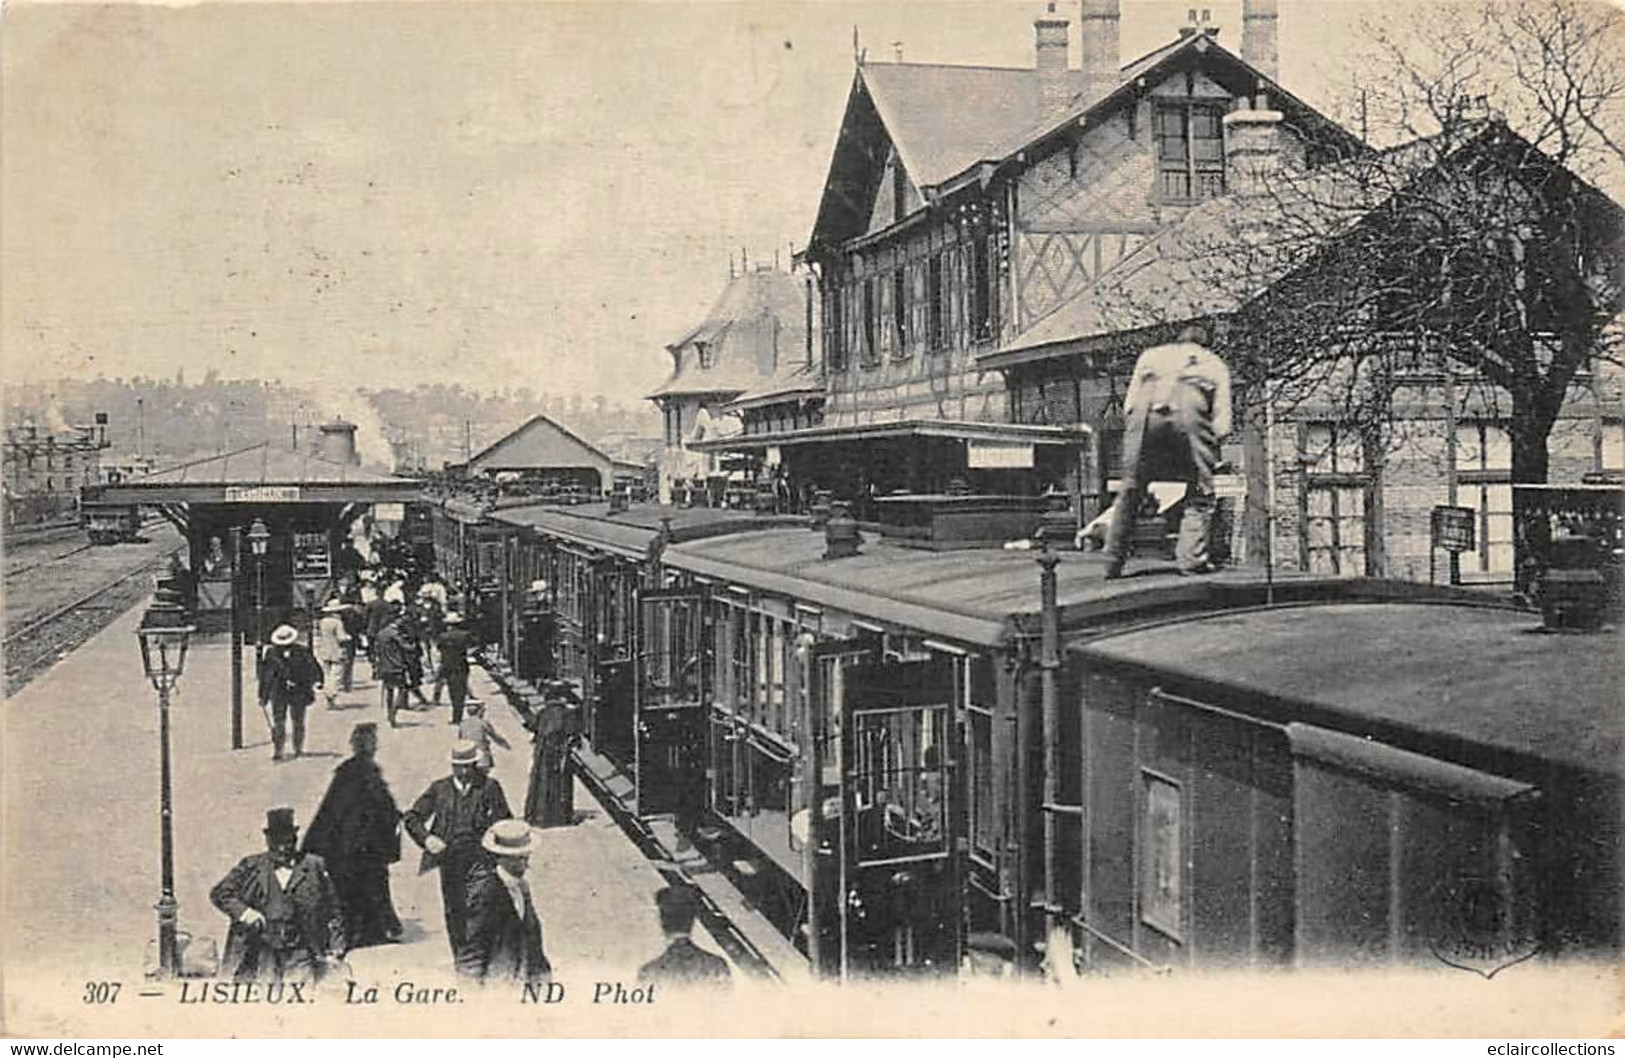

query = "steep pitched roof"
[466,414,615,473]
[808,31,1360,253]
[649,266,811,400]
[860,62,1037,190]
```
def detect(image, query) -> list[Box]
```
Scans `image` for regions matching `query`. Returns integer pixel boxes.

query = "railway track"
[3,524,184,698]
[4,517,166,580]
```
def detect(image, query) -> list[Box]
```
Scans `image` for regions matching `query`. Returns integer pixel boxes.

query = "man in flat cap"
[402,740,513,962]
[211,807,344,984]
[1102,324,1232,579]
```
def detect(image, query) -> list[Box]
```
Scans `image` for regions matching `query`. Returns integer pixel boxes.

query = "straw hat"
[481,819,535,858]
[270,625,299,646]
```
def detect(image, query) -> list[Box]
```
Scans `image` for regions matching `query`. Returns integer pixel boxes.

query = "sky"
[0,0,1501,406]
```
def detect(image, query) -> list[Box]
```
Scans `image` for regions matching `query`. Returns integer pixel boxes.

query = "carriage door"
[839,659,958,977]
[636,588,709,823]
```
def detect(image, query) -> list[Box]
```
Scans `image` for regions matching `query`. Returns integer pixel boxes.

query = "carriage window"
[729,605,751,716]
[851,707,949,863]
[1140,771,1184,941]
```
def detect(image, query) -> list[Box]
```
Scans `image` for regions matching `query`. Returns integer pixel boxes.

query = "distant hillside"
[3,374,661,474]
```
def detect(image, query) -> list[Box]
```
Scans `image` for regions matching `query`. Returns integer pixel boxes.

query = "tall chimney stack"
[1241,0,1279,82]
[317,419,360,466]
[1034,4,1072,120]
[1223,96,1285,196]
[1079,0,1121,102]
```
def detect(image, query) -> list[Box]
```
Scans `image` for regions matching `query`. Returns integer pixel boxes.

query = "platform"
[1,596,750,1026]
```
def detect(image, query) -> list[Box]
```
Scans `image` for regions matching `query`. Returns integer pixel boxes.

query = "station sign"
[224,486,301,503]
[967,441,1034,469]
[1431,505,1477,553]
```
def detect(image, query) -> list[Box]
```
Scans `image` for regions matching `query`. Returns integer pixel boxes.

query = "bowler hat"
[263,807,299,838]
[270,625,299,646]
[450,739,480,766]
[481,818,535,857]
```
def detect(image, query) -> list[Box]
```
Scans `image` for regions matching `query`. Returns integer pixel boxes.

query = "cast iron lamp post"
[248,517,270,674]
[135,588,194,979]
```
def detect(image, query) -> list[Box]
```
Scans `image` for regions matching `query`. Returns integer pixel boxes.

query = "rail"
[3,541,185,694]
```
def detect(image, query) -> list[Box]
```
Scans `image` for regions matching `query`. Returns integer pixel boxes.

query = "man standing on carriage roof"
[1103,325,1232,580]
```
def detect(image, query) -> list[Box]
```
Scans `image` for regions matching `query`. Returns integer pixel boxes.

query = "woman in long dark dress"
[303,723,403,947]
[524,683,581,828]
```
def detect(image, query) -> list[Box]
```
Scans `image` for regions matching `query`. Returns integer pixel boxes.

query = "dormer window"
[697,341,713,370]
[1156,102,1226,201]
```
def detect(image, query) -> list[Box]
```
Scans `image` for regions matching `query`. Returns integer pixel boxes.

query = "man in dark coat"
[372,614,410,728]
[458,819,551,986]
[259,625,323,761]
[302,723,402,949]
[211,807,344,984]
[402,741,513,962]
[437,612,475,725]
[637,885,730,987]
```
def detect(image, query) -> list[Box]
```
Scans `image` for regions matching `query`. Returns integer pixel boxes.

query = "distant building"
[3,416,109,528]
[450,413,641,497]
[648,263,818,504]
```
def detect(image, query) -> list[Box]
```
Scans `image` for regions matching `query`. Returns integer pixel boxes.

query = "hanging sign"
[374,502,406,521]
[966,441,1034,469]
[224,486,300,503]
[1431,505,1476,553]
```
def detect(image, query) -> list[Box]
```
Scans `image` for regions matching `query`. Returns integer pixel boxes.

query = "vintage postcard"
[2,0,1621,1040]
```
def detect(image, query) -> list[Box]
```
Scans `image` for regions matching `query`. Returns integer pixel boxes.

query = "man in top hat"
[211,808,345,984]
[314,599,352,709]
[1102,324,1232,579]
[458,819,551,985]
[637,885,730,987]
[259,624,324,761]
[402,741,513,961]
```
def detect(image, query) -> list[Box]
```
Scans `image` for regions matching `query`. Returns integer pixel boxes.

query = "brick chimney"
[1078,0,1121,102]
[1241,0,1279,81]
[1222,96,1285,195]
[1034,4,1072,120]
[317,419,360,466]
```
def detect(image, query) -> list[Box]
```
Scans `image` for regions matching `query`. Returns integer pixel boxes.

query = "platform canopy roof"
[85,443,419,505]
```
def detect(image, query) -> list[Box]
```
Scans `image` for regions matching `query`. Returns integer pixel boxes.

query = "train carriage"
[446,497,1621,979]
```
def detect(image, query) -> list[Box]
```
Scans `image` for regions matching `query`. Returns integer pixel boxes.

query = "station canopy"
[86,443,419,506]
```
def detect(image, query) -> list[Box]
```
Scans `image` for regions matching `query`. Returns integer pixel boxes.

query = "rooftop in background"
[649,265,814,401]
[86,442,417,504]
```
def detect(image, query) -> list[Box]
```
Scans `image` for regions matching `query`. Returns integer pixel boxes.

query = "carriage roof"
[1078,602,1622,780]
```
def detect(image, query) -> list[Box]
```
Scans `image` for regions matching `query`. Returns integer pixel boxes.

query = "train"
[81,503,143,545]
[429,495,1620,978]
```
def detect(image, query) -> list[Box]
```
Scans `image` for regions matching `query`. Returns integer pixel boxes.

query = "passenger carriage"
[435,498,1621,978]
